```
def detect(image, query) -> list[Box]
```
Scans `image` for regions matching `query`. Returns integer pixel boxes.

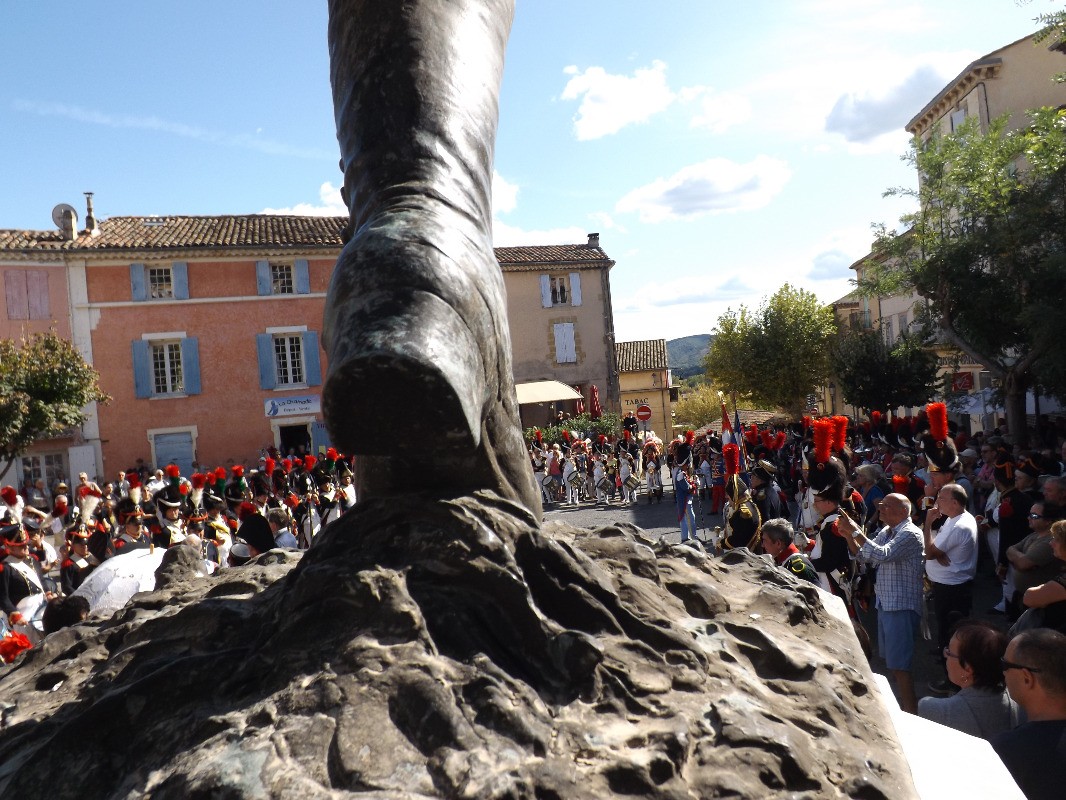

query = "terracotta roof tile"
[615,339,669,372]
[0,216,615,268]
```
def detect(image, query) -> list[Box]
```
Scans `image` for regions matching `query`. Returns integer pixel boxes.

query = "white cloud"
[615,156,792,223]
[13,99,334,160]
[561,61,675,140]
[491,219,589,247]
[587,210,626,234]
[682,87,753,134]
[261,182,347,216]
[492,171,519,214]
[825,65,948,144]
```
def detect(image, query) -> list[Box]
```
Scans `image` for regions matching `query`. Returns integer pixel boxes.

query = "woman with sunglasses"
[1006,503,1066,621]
[917,619,1020,739]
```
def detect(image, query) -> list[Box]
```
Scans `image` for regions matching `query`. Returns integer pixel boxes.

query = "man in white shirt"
[924,482,979,695]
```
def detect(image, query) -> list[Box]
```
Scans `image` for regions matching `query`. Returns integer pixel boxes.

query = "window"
[148,266,173,299]
[257,259,310,295]
[882,317,895,344]
[271,263,294,295]
[950,107,968,132]
[553,322,577,364]
[897,312,908,336]
[20,453,67,491]
[152,341,184,394]
[130,262,188,301]
[539,273,583,308]
[274,335,304,385]
[132,335,201,398]
[256,329,322,390]
[4,269,50,320]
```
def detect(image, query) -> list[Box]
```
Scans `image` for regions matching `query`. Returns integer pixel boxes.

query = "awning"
[514,380,582,405]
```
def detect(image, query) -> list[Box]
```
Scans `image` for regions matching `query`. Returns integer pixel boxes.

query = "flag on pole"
[733,405,748,473]
[720,401,734,445]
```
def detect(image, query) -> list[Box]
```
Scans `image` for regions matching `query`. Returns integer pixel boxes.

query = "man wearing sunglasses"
[992,629,1066,800]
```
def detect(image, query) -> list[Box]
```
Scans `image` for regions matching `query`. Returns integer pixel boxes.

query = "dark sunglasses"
[1000,657,1041,673]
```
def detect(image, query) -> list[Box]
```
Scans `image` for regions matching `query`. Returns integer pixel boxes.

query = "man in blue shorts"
[841,492,925,713]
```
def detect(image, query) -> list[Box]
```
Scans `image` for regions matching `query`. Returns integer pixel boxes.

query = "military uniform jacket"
[0,555,45,614]
[60,555,99,595]
[754,481,786,522]
[723,498,761,551]
[114,532,153,554]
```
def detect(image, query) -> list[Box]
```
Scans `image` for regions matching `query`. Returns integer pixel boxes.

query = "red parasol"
[589,385,602,420]
[574,386,585,415]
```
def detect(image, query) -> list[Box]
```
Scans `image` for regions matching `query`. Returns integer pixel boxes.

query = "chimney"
[84,191,99,235]
[60,208,78,241]
[587,232,600,248]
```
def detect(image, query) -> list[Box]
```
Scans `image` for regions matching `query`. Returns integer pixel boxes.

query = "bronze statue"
[322,0,539,514]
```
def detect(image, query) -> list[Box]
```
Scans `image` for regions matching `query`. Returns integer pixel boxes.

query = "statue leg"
[323,0,540,515]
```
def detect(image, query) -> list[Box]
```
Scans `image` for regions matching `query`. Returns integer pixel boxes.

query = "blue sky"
[0,1,1056,341]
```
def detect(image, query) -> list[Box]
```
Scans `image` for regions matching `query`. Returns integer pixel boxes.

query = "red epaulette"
[1000,497,1014,518]
[830,519,846,539]
[61,558,75,570]
[115,539,127,549]
[0,563,4,573]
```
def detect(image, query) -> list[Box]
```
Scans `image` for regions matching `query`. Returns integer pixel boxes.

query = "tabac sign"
[264,395,321,418]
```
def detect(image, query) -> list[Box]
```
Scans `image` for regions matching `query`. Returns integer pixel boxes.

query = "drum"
[567,473,585,487]
[597,477,613,493]
[541,473,556,488]
[623,474,641,490]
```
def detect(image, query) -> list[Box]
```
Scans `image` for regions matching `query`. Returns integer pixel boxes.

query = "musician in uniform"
[153,484,187,547]
[60,526,100,595]
[0,525,49,626]
[112,499,153,553]
[721,443,761,551]
[751,459,786,523]
[806,418,857,599]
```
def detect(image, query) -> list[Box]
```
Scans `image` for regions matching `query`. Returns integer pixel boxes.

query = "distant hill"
[667,334,713,380]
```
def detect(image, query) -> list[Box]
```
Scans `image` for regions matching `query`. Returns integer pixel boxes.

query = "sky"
[0,1,1057,342]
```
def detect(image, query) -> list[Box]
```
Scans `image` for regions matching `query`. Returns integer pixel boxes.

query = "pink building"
[2,203,620,481]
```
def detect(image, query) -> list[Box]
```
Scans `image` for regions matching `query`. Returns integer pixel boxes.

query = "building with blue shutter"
[2,206,619,479]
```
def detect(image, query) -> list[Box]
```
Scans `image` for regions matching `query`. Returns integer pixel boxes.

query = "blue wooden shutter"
[132,340,151,397]
[256,333,277,389]
[171,262,189,299]
[181,337,201,395]
[256,260,271,296]
[569,272,582,306]
[539,274,552,308]
[294,259,310,294]
[302,330,322,386]
[310,420,331,455]
[130,263,147,301]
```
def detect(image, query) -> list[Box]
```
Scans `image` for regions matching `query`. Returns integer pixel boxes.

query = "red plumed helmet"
[685,430,695,444]
[744,424,758,445]
[598,434,606,445]
[564,429,573,442]
[264,458,276,476]
[304,455,317,470]
[829,416,847,451]
[927,402,949,443]
[534,428,543,444]
[871,410,882,428]
[214,467,227,482]
[326,447,339,461]
[237,501,257,521]
[179,483,189,495]
[125,471,141,489]
[773,431,786,451]
[723,443,741,477]
[292,457,303,469]
[281,458,292,474]
[812,418,834,464]
[802,416,812,432]
[231,465,245,478]
[760,430,773,450]
[165,464,181,479]
[190,472,207,489]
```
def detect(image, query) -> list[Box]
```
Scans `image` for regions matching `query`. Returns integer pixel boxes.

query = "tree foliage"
[863,108,1066,443]
[831,326,939,413]
[704,284,837,415]
[0,332,110,478]
[1032,4,1066,83]
[523,411,622,447]
[673,384,759,430]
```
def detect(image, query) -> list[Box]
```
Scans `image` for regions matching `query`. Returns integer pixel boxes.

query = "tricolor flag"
[721,401,734,445]
[734,406,748,473]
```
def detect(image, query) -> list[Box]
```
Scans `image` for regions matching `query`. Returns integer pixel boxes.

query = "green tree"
[1032,4,1066,83]
[863,108,1066,444]
[831,326,939,413]
[704,284,837,415]
[0,332,110,480]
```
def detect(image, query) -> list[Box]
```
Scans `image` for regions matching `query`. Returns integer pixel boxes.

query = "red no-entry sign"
[635,404,652,422]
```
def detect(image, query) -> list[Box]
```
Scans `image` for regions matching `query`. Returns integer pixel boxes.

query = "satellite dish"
[52,203,78,228]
